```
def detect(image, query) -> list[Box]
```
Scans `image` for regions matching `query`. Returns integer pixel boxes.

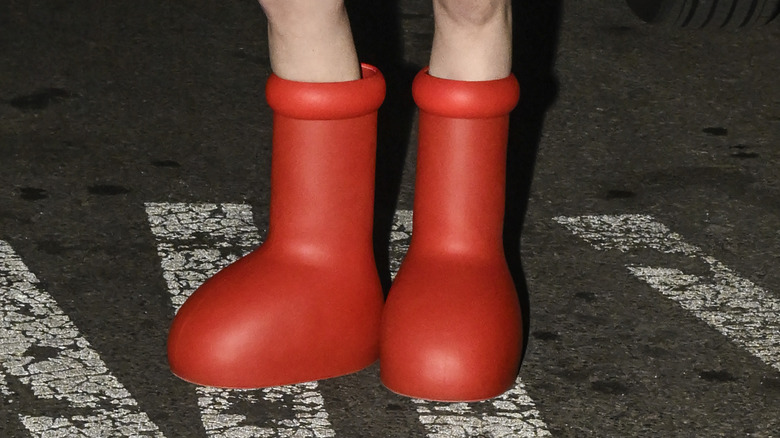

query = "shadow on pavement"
[507,0,563,360]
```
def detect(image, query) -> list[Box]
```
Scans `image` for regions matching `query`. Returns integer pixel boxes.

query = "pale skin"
[257,0,512,82]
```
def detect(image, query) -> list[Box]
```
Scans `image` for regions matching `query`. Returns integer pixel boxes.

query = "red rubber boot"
[380,68,522,401]
[168,64,386,388]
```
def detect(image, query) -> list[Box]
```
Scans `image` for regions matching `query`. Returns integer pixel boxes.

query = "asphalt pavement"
[1,0,779,436]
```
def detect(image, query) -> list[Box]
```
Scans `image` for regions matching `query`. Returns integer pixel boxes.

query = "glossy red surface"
[380,69,522,401]
[167,65,386,388]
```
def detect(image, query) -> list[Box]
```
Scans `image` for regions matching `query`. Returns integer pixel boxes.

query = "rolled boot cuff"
[266,63,386,120]
[412,67,520,119]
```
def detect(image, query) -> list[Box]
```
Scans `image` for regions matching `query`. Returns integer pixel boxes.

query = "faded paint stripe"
[411,379,551,438]
[554,214,780,372]
[0,240,165,437]
[391,212,552,438]
[145,202,336,438]
[146,202,261,312]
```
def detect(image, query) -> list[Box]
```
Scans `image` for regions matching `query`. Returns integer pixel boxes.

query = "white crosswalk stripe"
[8,207,776,436]
[0,240,165,437]
[411,380,551,438]
[145,202,336,438]
[555,214,780,372]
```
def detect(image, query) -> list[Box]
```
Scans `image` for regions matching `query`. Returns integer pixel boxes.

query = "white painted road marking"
[0,240,165,437]
[6,204,775,436]
[411,379,551,438]
[555,214,780,372]
[391,213,552,438]
[145,202,336,438]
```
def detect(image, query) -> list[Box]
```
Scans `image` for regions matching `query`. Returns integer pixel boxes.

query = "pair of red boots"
[168,64,522,402]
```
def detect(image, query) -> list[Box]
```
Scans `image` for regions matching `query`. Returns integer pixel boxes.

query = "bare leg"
[259,0,360,82]
[429,0,512,80]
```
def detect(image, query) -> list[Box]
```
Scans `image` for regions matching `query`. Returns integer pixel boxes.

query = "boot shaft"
[410,69,520,254]
[263,65,385,255]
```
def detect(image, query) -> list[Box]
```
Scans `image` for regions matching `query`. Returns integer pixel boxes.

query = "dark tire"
[626,0,780,28]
